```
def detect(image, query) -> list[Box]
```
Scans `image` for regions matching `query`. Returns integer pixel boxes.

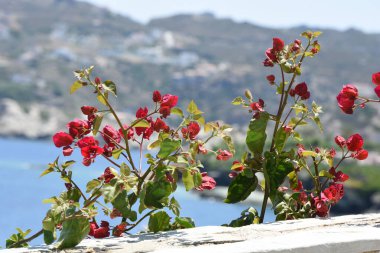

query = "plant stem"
[8,229,43,248]
[125,210,155,232]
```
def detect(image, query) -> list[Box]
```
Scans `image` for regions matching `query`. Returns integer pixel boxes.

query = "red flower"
[294,39,301,45]
[118,124,134,140]
[272,37,285,51]
[102,125,121,147]
[216,149,233,161]
[181,122,201,140]
[334,136,346,148]
[346,133,364,152]
[375,86,380,98]
[81,106,97,115]
[113,223,127,237]
[94,77,102,85]
[161,94,178,108]
[283,125,292,133]
[153,118,168,132]
[333,171,349,182]
[77,136,103,165]
[336,85,358,114]
[266,75,275,84]
[324,184,344,204]
[136,107,148,118]
[198,144,208,154]
[63,146,73,156]
[98,167,115,183]
[372,72,380,85]
[265,48,277,62]
[77,136,98,148]
[352,148,368,160]
[52,132,74,148]
[314,199,329,217]
[195,172,216,191]
[89,222,98,236]
[159,106,171,118]
[291,180,303,192]
[152,90,162,102]
[294,82,310,100]
[250,99,265,112]
[92,221,110,239]
[263,58,274,67]
[67,119,91,139]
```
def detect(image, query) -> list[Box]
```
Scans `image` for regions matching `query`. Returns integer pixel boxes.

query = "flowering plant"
[6,66,234,249]
[225,31,369,225]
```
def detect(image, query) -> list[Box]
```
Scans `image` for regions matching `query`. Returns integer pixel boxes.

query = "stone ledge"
[4,213,380,253]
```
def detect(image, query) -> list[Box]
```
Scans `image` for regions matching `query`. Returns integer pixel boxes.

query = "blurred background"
[0,0,380,246]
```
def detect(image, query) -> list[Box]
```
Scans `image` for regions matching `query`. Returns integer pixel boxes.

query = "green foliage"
[225,207,259,227]
[225,173,258,203]
[246,112,269,155]
[56,216,90,249]
[148,211,171,233]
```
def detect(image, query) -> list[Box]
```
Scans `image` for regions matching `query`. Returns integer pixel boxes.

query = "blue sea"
[0,138,273,247]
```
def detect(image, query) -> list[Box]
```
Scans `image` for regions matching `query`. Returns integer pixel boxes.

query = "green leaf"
[265,152,294,202]
[246,112,269,156]
[226,207,259,227]
[302,150,317,157]
[86,179,101,193]
[187,100,203,115]
[169,197,181,216]
[120,163,131,176]
[131,119,150,128]
[231,96,245,105]
[319,170,332,178]
[56,216,90,249]
[40,167,55,177]
[244,90,253,100]
[171,107,184,117]
[158,139,181,159]
[173,217,195,229]
[148,140,161,150]
[101,179,122,203]
[148,211,171,233]
[69,81,83,94]
[112,190,133,218]
[61,160,75,169]
[313,31,322,37]
[103,80,117,96]
[42,214,56,245]
[92,113,103,135]
[112,149,123,159]
[182,170,195,191]
[312,116,323,132]
[223,135,235,155]
[274,127,289,153]
[225,173,258,203]
[97,92,108,106]
[144,181,172,209]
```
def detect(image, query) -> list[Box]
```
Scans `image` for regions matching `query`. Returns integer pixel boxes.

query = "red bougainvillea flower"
[197,144,208,154]
[153,118,168,132]
[263,58,274,67]
[272,37,285,52]
[352,148,368,160]
[291,180,303,192]
[296,143,306,157]
[250,99,265,112]
[372,72,380,85]
[136,107,148,118]
[53,132,74,148]
[94,77,102,85]
[228,171,238,178]
[118,124,134,140]
[374,86,380,98]
[161,94,178,108]
[293,82,310,100]
[333,171,349,182]
[91,221,110,239]
[336,85,358,114]
[324,184,344,204]
[195,172,216,191]
[77,136,97,148]
[312,194,329,217]
[113,222,127,237]
[266,75,275,84]
[98,167,115,183]
[181,122,201,140]
[102,125,121,147]
[110,208,122,219]
[283,125,293,133]
[265,48,277,62]
[63,146,73,156]
[67,119,91,139]
[346,133,364,152]
[77,136,104,166]
[81,106,98,115]
[334,135,346,148]
[152,90,162,102]
[216,149,233,161]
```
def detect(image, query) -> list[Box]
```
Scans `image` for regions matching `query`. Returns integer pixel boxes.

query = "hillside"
[0,0,380,141]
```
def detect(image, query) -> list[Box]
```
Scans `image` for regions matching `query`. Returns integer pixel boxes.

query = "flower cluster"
[337,72,380,114]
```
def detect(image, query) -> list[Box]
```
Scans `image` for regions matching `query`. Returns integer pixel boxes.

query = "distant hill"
[1,0,380,140]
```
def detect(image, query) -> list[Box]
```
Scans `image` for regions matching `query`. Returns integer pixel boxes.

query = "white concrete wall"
[4,213,380,253]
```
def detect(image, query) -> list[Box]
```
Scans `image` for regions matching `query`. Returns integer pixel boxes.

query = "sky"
[81,0,380,33]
